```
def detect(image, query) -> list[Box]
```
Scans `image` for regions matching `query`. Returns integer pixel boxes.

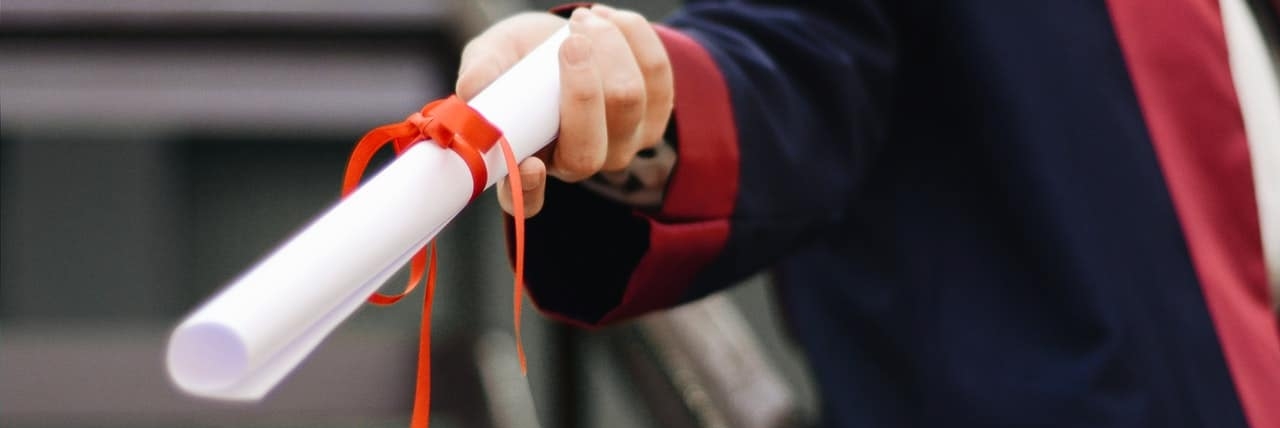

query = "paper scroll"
[166,27,569,401]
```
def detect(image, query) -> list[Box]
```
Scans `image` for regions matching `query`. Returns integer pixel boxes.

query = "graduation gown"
[517,1,1280,426]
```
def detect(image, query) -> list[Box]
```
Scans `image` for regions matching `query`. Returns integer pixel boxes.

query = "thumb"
[497,157,548,218]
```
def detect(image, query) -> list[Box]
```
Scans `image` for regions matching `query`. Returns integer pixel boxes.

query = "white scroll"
[166,27,569,401]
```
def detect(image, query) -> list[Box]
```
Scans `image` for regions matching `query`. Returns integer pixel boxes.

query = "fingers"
[498,157,548,218]
[552,13,609,182]
[456,55,507,101]
[574,8,646,171]
[594,5,673,150]
[457,12,566,100]
[457,27,517,101]
[472,5,672,204]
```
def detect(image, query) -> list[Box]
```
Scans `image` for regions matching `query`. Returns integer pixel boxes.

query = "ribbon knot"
[405,112,433,138]
[342,94,529,428]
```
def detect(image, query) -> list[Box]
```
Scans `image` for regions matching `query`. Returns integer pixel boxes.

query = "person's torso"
[774,1,1280,426]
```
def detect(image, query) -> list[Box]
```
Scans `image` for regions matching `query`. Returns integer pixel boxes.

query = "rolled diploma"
[166,27,569,401]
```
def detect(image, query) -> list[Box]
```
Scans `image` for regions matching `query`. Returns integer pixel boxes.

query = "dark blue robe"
[518,1,1280,426]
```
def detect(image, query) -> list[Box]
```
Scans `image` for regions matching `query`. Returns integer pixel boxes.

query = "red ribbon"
[342,95,528,428]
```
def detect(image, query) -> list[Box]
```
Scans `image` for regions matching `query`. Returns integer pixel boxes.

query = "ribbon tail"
[408,241,438,428]
[497,138,528,375]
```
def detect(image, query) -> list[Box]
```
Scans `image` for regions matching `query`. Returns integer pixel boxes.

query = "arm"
[474,1,897,326]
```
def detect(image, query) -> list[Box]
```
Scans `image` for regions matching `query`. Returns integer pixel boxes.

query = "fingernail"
[563,34,590,66]
[570,7,592,22]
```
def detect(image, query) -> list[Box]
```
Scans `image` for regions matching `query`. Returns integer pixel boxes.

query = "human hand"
[456,5,674,217]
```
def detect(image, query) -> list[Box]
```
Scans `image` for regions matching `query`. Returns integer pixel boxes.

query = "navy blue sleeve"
[517,1,897,326]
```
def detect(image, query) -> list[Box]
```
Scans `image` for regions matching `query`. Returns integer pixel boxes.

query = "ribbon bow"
[342,95,528,428]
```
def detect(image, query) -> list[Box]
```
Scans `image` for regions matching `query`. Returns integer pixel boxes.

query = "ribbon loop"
[341,94,528,428]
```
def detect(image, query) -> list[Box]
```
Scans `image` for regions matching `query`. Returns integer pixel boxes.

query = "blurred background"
[0,1,818,427]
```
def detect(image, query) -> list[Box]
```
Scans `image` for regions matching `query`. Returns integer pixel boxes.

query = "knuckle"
[639,54,671,79]
[568,83,600,104]
[557,151,602,180]
[605,80,646,110]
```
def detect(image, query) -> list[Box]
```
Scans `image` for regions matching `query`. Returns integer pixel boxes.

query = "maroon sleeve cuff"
[514,22,740,327]
[591,26,741,323]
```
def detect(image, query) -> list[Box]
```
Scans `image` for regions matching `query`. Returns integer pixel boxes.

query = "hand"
[456,5,674,217]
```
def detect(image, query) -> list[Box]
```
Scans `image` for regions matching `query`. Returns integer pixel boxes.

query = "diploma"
[166,27,569,401]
